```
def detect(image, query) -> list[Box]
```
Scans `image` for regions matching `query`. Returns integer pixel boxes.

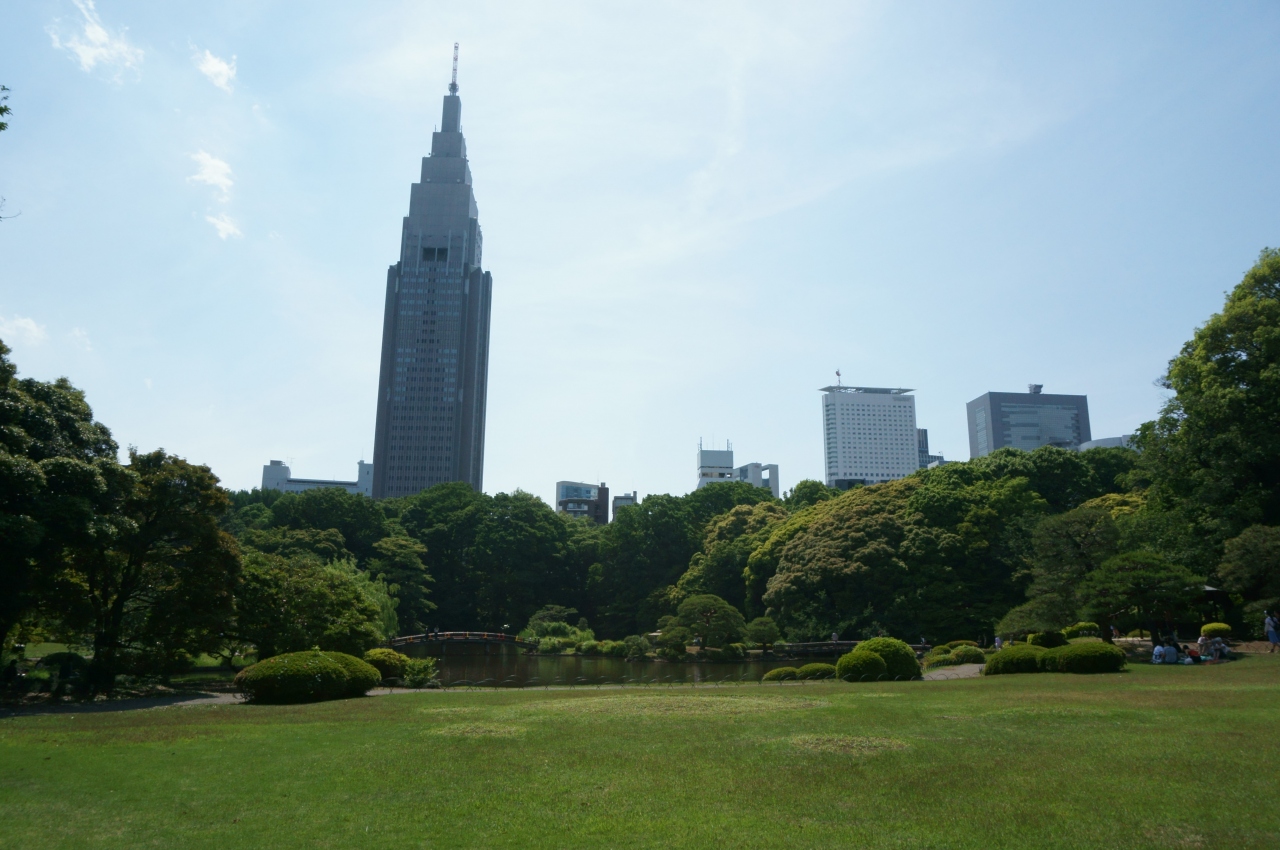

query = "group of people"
[1151,634,1231,664]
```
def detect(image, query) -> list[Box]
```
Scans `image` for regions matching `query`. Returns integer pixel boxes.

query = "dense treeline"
[4,248,1280,690]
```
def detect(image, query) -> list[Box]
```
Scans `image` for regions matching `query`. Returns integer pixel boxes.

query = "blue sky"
[2,1,1278,502]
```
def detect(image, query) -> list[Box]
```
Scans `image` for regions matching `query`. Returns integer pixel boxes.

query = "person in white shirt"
[1152,643,1165,664]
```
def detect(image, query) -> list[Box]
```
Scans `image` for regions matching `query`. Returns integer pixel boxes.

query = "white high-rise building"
[821,386,919,489]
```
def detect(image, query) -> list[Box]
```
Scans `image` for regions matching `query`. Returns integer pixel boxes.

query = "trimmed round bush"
[853,637,921,679]
[234,651,349,703]
[362,648,409,680]
[323,652,382,696]
[950,645,986,664]
[1063,622,1100,639]
[928,646,953,657]
[944,640,980,649]
[762,666,799,682]
[1039,642,1126,674]
[1201,623,1231,639]
[796,663,837,680]
[836,650,888,682]
[982,644,1045,676]
[1027,631,1070,649]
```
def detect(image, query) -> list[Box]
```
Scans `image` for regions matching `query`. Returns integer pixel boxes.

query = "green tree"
[235,551,388,659]
[1079,551,1203,634]
[471,490,572,630]
[240,526,353,562]
[1218,525,1280,620]
[269,487,389,563]
[744,616,780,648]
[368,534,433,634]
[675,594,745,648]
[1136,248,1280,568]
[0,340,118,649]
[56,450,241,691]
[593,494,696,637]
[673,502,788,610]
[784,479,839,509]
[397,482,488,628]
[684,481,777,530]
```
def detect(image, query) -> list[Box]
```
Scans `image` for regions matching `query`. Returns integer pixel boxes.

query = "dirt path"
[922,663,984,681]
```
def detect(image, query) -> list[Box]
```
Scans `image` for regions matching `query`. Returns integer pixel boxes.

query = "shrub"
[927,646,953,657]
[40,651,90,674]
[1039,642,1127,674]
[578,640,600,655]
[853,637,921,679]
[623,635,651,659]
[924,653,962,670]
[1063,622,1100,639]
[403,657,438,688]
[322,652,382,696]
[944,640,980,649]
[982,644,1045,676]
[1125,628,1148,638]
[1201,623,1231,639]
[1027,631,1070,649]
[362,648,409,679]
[234,651,349,703]
[796,663,837,680]
[836,650,888,681]
[950,645,986,664]
[762,666,799,682]
[704,644,744,662]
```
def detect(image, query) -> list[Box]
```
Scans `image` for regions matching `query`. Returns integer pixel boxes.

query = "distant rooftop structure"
[819,386,915,395]
[262,460,373,498]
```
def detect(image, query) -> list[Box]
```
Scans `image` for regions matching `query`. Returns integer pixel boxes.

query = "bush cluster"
[835,650,887,681]
[762,666,798,682]
[944,640,980,649]
[235,650,354,703]
[1063,622,1100,639]
[1200,623,1231,639]
[322,652,382,696]
[795,662,836,680]
[403,657,438,688]
[362,648,409,680]
[1038,642,1126,674]
[1027,631,1070,649]
[982,644,1045,676]
[852,637,921,679]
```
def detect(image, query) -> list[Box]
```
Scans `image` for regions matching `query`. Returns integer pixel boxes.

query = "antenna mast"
[449,43,459,94]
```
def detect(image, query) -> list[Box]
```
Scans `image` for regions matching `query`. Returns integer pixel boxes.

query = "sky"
[2,1,1279,504]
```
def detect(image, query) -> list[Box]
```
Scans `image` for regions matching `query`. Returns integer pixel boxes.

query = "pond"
[406,649,827,687]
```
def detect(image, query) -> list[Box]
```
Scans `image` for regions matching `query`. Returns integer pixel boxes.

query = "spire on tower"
[449,42,459,95]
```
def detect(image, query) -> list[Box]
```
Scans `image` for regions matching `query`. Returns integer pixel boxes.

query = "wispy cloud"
[188,150,234,200]
[194,48,236,93]
[0,314,49,345]
[69,327,93,352]
[205,213,242,240]
[47,0,143,82]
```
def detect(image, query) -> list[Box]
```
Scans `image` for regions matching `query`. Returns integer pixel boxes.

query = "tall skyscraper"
[372,53,493,498]
[966,385,1091,458]
[821,385,919,489]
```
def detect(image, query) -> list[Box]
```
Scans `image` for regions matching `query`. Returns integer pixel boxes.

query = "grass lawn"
[1,657,1277,849]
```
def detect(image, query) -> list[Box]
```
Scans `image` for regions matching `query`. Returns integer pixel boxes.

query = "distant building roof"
[819,386,914,394]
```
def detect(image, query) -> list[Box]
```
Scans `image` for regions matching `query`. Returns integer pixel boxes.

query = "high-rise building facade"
[372,65,493,498]
[966,385,1090,458]
[822,386,919,489]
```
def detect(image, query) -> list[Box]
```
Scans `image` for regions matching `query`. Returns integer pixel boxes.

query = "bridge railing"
[387,631,538,648]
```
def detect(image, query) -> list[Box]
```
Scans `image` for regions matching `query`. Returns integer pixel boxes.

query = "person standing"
[993,635,1003,651]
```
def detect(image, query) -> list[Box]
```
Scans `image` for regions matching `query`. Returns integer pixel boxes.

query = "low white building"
[262,460,373,497]
[696,443,779,498]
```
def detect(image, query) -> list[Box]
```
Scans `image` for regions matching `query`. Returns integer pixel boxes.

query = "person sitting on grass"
[1164,640,1180,664]
[1152,643,1165,664]
[1184,644,1201,664]
[1266,612,1279,654]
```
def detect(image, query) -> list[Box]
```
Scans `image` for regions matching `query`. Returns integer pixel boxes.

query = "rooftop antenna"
[836,369,842,387]
[449,43,459,95]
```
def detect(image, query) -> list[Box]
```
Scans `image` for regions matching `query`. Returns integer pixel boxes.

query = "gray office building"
[372,60,493,498]
[966,385,1091,458]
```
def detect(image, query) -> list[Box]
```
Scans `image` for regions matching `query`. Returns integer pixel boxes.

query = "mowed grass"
[2,658,1278,849]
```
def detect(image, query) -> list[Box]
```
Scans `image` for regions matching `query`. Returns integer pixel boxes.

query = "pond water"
[408,650,828,687]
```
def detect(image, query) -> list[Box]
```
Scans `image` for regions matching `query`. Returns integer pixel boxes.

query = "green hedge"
[950,645,985,664]
[836,650,887,682]
[234,651,350,703]
[982,644,1045,676]
[762,666,799,682]
[362,648,409,679]
[403,657,438,688]
[1201,623,1232,639]
[1027,631,1070,649]
[944,640,980,649]
[323,652,382,696]
[853,637,921,679]
[1039,642,1127,674]
[796,663,837,680]
[1063,622,1100,639]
